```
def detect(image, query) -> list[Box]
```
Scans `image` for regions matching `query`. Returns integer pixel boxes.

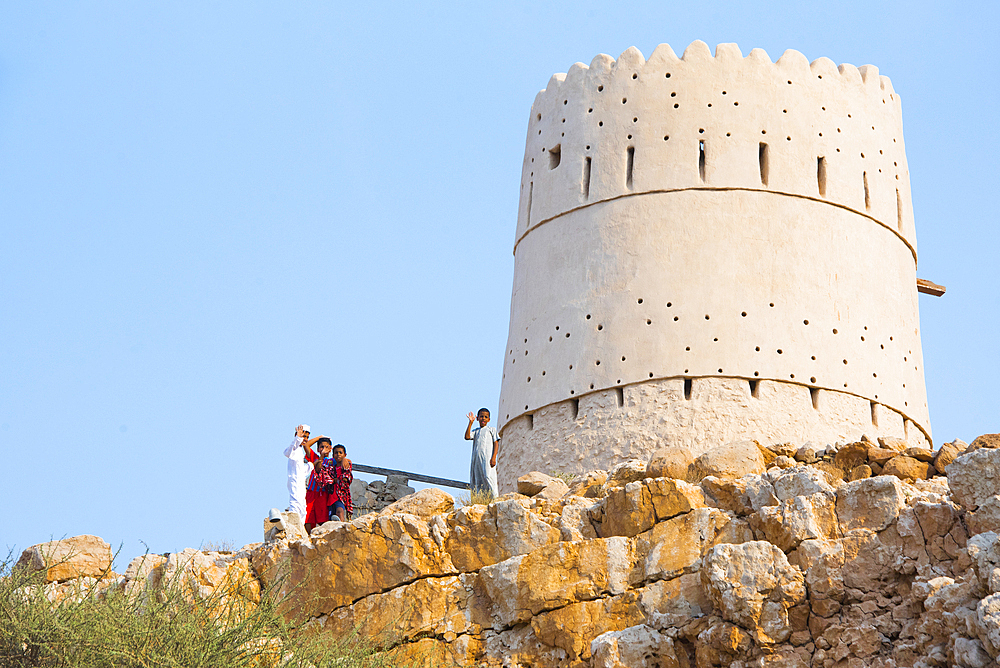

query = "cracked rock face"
[33,432,1000,667]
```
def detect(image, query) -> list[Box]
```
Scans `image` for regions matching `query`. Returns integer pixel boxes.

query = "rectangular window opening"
[571,398,580,420]
[615,386,624,408]
[810,387,820,410]
[526,413,534,430]
[870,401,878,427]
[749,379,759,398]
[896,189,903,232]
[817,157,827,197]
[583,157,592,200]
[863,171,871,211]
[699,140,706,182]
[526,181,533,227]
[683,378,693,400]
[626,146,635,189]
[758,143,769,186]
[548,144,561,170]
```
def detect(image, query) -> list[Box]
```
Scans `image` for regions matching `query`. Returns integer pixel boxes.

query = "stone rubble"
[17,432,1000,667]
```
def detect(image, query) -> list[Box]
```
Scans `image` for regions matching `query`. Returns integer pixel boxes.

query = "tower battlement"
[498,42,930,492]
[517,41,914,256]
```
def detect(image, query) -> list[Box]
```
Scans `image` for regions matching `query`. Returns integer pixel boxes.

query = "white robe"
[283,436,311,517]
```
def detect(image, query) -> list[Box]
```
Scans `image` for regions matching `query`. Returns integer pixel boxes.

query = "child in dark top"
[304,437,334,533]
[324,444,353,521]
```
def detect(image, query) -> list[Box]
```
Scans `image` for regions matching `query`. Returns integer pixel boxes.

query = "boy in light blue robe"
[465,408,500,498]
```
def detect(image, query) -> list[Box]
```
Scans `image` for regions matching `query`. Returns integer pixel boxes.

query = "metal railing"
[352,464,469,490]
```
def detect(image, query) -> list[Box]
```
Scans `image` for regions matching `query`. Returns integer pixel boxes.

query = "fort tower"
[497,41,932,491]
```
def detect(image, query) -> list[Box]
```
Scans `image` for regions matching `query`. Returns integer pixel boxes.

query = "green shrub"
[0,550,412,668]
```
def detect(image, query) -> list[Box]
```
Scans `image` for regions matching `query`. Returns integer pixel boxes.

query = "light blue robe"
[470,425,499,498]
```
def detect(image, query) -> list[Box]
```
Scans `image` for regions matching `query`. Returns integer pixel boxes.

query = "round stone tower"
[497,41,932,491]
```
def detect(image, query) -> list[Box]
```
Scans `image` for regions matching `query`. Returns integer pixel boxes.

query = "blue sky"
[2,1,997,568]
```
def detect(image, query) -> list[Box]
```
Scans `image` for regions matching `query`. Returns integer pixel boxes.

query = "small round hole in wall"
[555,325,560,330]
[570,390,575,395]
[637,298,643,304]
[524,350,527,355]
[549,336,553,342]
[524,338,528,343]
[699,128,705,134]
[810,377,817,383]
[832,329,838,334]
[755,346,761,352]
[769,303,774,307]
[713,338,718,342]
[525,405,528,410]
[542,371,546,376]
[597,324,603,331]
[881,344,884,349]
[734,101,739,106]
[586,145,591,150]
[632,73,637,79]
[705,314,710,320]
[627,134,632,139]
[588,109,593,113]
[726,132,731,137]
[590,383,595,389]
[667,302,673,307]
[685,347,690,351]
[777,349,783,354]
[622,98,627,104]
[674,104,679,108]
[811,356,816,360]
[599,121,603,127]
[663,135,670,141]
[633,117,638,123]
[622,356,626,361]
[673,316,679,322]
[786,136,791,141]
[783,109,787,113]
[844,383,848,388]
[864,326,868,331]
[843,359,848,364]
[665,72,671,78]
[586,314,591,320]
[803,320,809,325]
[873,373,877,378]
[649,372,654,378]
[569,364,573,369]
[597,85,604,92]
[595,360,601,366]
[790,374,794,378]
[527,377,531,382]
[861,336,865,341]
[566,333,570,338]
[647,319,652,325]
[707,103,712,107]
[617,379,621,384]
[754,371,759,376]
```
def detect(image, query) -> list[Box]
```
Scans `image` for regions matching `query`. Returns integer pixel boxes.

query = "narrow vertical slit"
[817,157,827,197]
[810,387,820,410]
[683,378,693,400]
[626,146,635,189]
[870,401,878,427]
[526,413,534,430]
[863,171,871,211]
[583,157,592,200]
[526,181,533,227]
[614,387,624,407]
[698,140,706,182]
[758,143,769,186]
[896,189,903,232]
[749,379,759,398]
[571,398,579,420]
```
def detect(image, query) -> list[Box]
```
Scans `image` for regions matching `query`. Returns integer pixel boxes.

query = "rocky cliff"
[17,434,1000,667]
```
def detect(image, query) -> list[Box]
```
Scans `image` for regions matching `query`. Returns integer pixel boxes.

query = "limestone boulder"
[601,477,706,538]
[478,537,633,627]
[534,478,570,499]
[379,487,454,518]
[948,448,1000,511]
[16,535,113,583]
[904,446,935,463]
[313,574,487,646]
[833,442,868,473]
[969,497,1000,537]
[591,625,683,668]
[794,445,819,464]
[635,507,752,582]
[566,470,607,498]
[934,439,966,472]
[835,476,906,533]
[443,499,560,573]
[751,491,839,552]
[771,466,836,501]
[878,436,909,452]
[517,472,558,496]
[646,445,695,480]
[603,459,649,491]
[531,592,645,659]
[865,445,898,467]
[688,441,767,482]
[882,455,930,481]
[848,464,872,481]
[702,541,807,645]
[263,510,307,543]
[970,434,1000,451]
[637,573,713,628]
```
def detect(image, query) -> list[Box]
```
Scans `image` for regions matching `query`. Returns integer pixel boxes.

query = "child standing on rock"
[465,408,500,499]
[304,437,335,534]
[323,444,353,521]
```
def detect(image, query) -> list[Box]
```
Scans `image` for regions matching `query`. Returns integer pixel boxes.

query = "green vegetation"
[0,552,407,668]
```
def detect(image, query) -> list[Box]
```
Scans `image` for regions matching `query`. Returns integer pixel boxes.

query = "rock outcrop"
[24,434,1000,667]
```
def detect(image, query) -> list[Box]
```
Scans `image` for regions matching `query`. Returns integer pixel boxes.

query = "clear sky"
[2,1,997,568]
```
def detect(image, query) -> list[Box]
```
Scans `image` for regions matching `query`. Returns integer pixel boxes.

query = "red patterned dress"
[323,461,353,518]
[304,451,334,525]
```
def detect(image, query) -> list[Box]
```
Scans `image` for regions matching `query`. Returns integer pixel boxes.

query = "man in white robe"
[283,424,313,518]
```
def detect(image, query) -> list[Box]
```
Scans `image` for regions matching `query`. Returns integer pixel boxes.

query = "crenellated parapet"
[498,42,931,492]
[516,41,914,257]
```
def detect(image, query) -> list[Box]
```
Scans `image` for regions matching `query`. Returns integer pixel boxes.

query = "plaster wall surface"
[497,41,931,488]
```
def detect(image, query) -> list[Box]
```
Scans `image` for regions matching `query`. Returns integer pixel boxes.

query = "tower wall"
[498,41,931,491]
